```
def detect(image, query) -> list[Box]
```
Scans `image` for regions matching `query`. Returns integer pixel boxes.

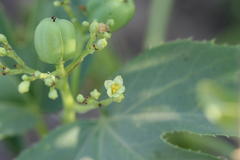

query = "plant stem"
[66,33,96,74]
[57,61,76,123]
[60,77,76,123]
[4,42,35,74]
[63,0,80,26]
[70,30,89,96]
[144,0,174,48]
[71,65,81,96]
[31,105,48,137]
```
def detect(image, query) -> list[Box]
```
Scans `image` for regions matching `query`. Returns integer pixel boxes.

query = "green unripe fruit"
[87,0,135,31]
[34,17,77,64]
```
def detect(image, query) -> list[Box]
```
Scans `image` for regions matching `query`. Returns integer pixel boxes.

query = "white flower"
[90,89,101,100]
[104,75,125,98]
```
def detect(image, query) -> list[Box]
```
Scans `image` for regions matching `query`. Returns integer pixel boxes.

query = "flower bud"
[82,21,90,27]
[90,89,101,100]
[48,88,58,100]
[76,94,85,103]
[103,32,111,39]
[21,74,30,81]
[34,71,41,77]
[44,75,56,86]
[39,73,49,79]
[0,47,7,56]
[0,34,7,43]
[107,19,114,27]
[53,1,61,7]
[34,17,77,64]
[18,81,30,94]
[89,21,99,33]
[98,23,109,33]
[95,39,107,50]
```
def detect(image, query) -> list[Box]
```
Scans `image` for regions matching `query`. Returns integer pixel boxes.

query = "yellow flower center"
[111,83,121,94]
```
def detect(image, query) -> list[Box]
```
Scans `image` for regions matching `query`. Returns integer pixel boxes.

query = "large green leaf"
[0,103,37,139]
[17,40,239,160]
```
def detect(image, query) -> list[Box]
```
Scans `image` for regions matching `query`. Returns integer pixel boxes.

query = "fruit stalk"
[57,61,76,123]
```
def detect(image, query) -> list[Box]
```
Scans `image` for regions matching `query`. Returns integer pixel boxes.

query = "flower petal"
[114,75,123,85]
[104,80,113,89]
[118,86,125,94]
[107,88,113,97]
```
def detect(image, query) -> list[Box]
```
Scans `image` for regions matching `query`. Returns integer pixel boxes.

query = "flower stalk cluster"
[0,0,126,124]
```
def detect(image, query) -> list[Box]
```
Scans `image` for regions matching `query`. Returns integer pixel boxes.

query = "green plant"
[0,0,239,160]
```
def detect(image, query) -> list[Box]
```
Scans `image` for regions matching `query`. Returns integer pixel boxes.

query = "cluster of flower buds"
[0,34,23,76]
[76,75,125,111]
[44,75,58,100]
[0,33,35,76]
[17,70,59,100]
[76,88,101,105]
[82,20,114,53]
[0,0,131,120]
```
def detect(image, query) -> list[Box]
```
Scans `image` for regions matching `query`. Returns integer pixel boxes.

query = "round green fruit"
[34,17,77,64]
[87,0,135,31]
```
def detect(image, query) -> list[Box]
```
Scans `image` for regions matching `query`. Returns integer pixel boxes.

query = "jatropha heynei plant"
[0,0,134,124]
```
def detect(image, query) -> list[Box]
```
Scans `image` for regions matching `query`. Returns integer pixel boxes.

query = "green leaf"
[17,40,239,160]
[0,103,37,139]
[162,131,235,159]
